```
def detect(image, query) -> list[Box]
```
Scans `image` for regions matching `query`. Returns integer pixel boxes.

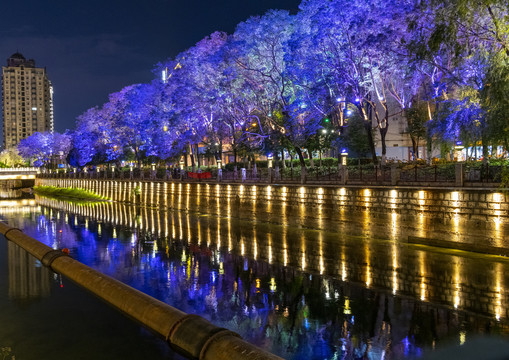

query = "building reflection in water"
[2,187,508,359]
[8,241,52,300]
[0,199,52,301]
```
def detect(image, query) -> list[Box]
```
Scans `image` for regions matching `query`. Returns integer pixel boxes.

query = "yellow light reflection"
[392,243,398,295]
[419,252,426,301]
[344,297,351,314]
[459,331,466,346]
[268,233,272,264]
[390,189,397,209]
[391,211,398,240]
[365,244,371,287]
[453,260,461,309]
[341,258,347,282]
[317,187,324,204]
[270,278,276,292]
[364,188,371,207]
[299,187,305,203]
[339,188,346,205]
[495,263,503,321]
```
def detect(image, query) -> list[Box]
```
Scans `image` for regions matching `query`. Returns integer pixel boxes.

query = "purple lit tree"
[18,131,72,167]
[232,10,325,172]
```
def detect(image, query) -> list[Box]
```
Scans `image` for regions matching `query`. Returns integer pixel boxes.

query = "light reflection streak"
[268,233,272,264]
[419,252,426,301]
[341,246,347,282]
[453,259,461,309]
[391,211,398,240]
[495,263,503,321]
[365,243,371,287]
[390,189,397,209]
[301,233,306,270]
[364,188,371,208]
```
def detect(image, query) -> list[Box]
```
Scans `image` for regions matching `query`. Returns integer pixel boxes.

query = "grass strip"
[33,185,109,201]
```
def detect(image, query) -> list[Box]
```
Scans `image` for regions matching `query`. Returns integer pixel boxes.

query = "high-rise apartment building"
[1,52,54,149]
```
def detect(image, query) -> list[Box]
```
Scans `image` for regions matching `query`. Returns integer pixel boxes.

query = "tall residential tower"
[1,52,54,149]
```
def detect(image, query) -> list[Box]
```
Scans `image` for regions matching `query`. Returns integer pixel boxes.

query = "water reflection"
[8,241,52,300]
[1,194,507,359]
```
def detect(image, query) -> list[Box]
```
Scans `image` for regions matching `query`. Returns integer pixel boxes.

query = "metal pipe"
[0,222,282,360]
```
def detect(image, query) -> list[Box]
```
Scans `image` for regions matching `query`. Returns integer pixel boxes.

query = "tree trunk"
[294,147,306,168]
[281,150,286,168]
[482,135,489,164]
[426,134,432,164]
[189,143,196,171]
[363,121,378,165]
[380,127,387,165]
[410,136,417,161]
[220,140,224,167]
[307,149,314,168]
[195,143,201,167]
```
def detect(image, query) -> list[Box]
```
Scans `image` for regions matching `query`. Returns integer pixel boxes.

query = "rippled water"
[1,195,509,359]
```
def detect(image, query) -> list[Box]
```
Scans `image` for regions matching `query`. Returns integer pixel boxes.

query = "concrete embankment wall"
[37,178,509,250]
[0,222,282,360]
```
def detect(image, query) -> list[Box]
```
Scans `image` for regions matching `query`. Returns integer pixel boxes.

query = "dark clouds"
[0,0,300,133]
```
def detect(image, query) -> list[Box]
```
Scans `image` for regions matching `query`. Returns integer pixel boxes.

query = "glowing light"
[459,331,466,345]
[270,278,276,292]
[344,298,351,314]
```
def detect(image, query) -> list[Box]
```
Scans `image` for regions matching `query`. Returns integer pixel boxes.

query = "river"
[1,188,508,359]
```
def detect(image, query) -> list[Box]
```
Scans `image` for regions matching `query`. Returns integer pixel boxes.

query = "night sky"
[0,0,301,133]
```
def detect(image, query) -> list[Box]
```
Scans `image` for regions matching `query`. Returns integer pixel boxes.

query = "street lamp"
[454,141,465,162]
[341,149,348,166]
[267,154,273,168]
[180,159,184,170]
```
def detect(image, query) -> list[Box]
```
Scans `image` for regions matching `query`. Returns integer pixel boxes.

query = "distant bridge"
[0,167,39,180]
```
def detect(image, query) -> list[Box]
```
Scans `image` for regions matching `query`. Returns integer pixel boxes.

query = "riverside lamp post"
[341,149,348,166]
[267,154,273,183]
[454,141,465,161]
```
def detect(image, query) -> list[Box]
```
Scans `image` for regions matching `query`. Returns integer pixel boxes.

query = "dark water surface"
[1,196,509,359]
